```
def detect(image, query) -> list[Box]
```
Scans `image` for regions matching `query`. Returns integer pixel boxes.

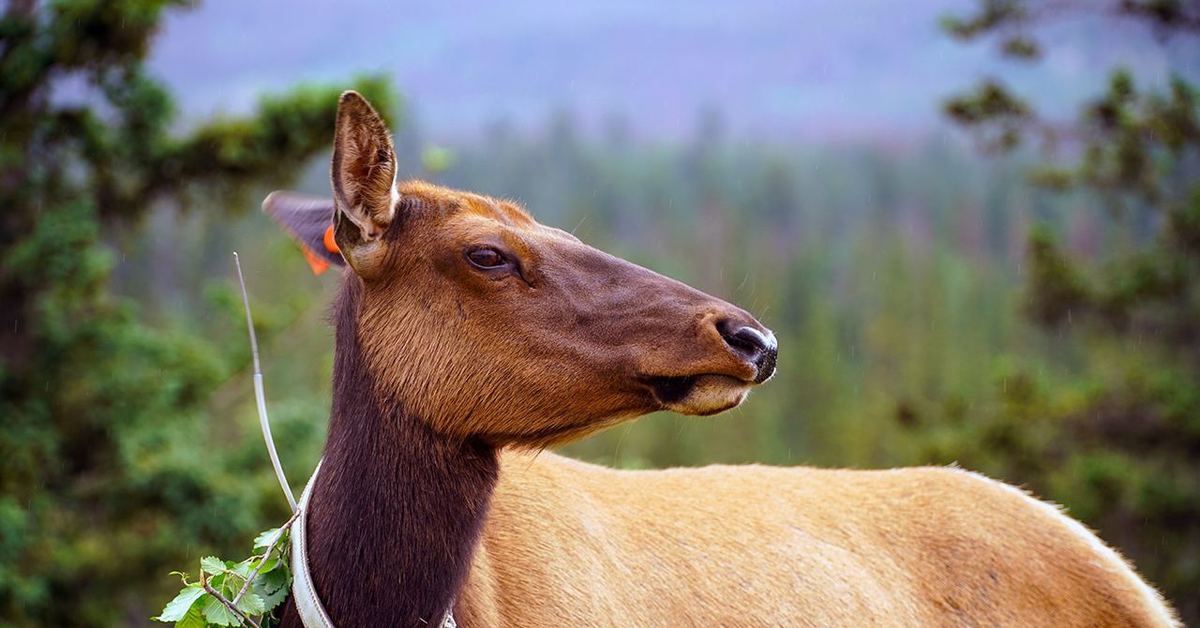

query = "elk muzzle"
[717,319,778,384]
[637,297,778,416]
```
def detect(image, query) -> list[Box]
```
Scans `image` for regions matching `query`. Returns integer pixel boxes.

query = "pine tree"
[0,2,393,624]
[909,1,1200,621]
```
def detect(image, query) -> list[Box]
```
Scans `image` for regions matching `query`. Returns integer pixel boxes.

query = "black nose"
[718,321,778,384]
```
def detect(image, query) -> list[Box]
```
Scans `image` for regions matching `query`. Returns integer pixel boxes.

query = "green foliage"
[1024,227,1089,326]
[942,80,1031,150]
[932,0,1200,621]
[154,524,293,627]
[940,0,1200,42]
[0,1,392,625]
[940,0,1025,41]
[998,35,1039,60]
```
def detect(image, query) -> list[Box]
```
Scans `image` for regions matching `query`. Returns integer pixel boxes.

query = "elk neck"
[303,274,499,626]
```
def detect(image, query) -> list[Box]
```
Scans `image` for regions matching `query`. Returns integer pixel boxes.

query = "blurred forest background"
[1,0,1197,626]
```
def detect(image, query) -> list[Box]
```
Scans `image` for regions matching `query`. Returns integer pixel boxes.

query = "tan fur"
[281,93,1179,626]
[458,452,1178,627]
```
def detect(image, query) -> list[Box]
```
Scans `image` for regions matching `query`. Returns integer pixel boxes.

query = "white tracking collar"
[291,461,335,628]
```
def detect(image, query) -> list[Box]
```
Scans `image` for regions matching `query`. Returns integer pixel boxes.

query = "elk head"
[266,92,777,448]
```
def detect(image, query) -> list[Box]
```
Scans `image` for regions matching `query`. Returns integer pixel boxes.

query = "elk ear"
[262,191,344,274]
[331,91,397,274]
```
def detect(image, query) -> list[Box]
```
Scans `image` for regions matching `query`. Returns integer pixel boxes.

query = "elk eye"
[467,247,508,270]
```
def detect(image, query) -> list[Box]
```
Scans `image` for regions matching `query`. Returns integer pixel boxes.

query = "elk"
[263,92,1178,627]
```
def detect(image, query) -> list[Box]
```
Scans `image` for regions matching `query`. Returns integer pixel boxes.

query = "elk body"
[267,92,1178,627]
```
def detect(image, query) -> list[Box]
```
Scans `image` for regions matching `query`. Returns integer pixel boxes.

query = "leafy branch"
[154,516,298,628]
[201,571,260,628]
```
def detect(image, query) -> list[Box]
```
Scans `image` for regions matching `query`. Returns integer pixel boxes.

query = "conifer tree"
[0,2,393,624]
[914,1,1200,621]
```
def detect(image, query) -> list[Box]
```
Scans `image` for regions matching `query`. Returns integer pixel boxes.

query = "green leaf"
[255,567,292,611]
[255,555,280,574]
[219,573,243,601]
[236,590,267,616]
[153,585,205,622]
[201,556,226,576]
[258,566,290,592]
[207,572,227,592]
[253,527,284,550]
[232,559,256,580]
[202,596,241,627]
[175,604,207,628]
[258,583,290,613]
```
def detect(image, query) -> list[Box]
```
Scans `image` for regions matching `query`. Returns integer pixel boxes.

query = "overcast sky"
[147,1,1196,142]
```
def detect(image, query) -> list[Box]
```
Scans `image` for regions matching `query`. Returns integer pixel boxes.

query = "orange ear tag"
[323,224,340,254]
[300,225,340,276]
[301,246,330,275]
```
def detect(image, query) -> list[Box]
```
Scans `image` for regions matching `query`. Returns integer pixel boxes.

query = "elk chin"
[649,374,753,416]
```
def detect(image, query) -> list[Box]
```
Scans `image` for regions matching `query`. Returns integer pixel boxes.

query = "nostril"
[717,319,779,383]
[718,321,769,361]
[729,328,766,357]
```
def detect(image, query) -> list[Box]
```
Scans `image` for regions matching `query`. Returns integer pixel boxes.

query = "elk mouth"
[644,373,755,416]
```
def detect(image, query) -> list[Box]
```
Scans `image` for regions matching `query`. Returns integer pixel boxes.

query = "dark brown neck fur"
[281,275,499,627]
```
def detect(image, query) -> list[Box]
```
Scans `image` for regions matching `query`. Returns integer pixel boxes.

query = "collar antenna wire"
[232,252,337,628]
[234,252,298,511]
